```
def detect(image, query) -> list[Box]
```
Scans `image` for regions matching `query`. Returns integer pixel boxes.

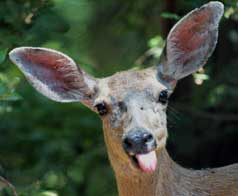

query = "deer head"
[9,2,223,174]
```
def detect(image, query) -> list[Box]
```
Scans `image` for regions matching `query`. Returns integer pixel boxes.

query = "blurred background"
[0,0,238,195]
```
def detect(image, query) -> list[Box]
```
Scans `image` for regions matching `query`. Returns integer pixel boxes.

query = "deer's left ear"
[158,1,224,88]
[9,47,97,107]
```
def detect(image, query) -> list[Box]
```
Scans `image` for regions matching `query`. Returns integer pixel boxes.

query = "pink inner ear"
[159,2,224,85]
[21,49,84,93]
[168,8,214,65]
[10,47,97,104]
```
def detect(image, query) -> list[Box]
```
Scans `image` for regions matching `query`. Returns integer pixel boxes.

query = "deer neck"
[103,123,238,196]
[115,149,185,196]
[102,126,183,196]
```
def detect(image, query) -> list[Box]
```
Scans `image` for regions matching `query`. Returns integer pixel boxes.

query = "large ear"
[9,47,97,107]
[158,1,224,88]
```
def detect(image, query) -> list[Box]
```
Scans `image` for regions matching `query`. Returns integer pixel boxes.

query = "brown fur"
[96,67,238,196]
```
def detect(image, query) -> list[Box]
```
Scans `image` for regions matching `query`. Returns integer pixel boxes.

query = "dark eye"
[95,102,108,116]
[158,90,168,104]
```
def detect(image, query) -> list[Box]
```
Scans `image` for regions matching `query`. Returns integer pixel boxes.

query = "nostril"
[143,133,154,144]
[123,131,155,154]
[124,138,133,149]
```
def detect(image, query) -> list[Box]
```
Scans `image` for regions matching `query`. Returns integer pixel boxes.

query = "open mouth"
[128,150,157,173]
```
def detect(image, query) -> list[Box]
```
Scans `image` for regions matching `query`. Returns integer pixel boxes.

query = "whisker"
[167,105,182,128]
[167,105,182,121]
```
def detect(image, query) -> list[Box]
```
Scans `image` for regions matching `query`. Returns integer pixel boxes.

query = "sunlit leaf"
[224,7,235,18]
[37,191,58,196]
[193,73,209,80]
[161,12,180,20]
[148,35,164,48]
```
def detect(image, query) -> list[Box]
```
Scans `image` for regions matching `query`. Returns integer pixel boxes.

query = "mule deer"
[9,1,238,196]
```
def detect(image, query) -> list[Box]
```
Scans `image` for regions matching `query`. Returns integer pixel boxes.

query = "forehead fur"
[99,68,166,99]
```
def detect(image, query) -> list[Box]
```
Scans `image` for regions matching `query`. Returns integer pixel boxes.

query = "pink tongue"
[136,151,157,173]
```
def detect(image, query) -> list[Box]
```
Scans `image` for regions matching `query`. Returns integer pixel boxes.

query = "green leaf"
[0,48,8,64]
[161,12,180,20]
[193,73,210,81]
[224,7,235,19]
[0,84,8,95]
[36,191,58,196]
[0,92,22,101]
[148,35,164,48]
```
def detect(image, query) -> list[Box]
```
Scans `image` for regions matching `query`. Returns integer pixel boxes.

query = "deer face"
[9,2,223,173]
[94,69,169,172]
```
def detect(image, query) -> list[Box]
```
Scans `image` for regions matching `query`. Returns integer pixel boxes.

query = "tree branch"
[0,176,18,196]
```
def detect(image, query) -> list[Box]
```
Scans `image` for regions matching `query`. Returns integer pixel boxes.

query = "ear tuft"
[208,1,224,16]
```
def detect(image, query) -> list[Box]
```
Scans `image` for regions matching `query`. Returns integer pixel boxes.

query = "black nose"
[123,129,156,154]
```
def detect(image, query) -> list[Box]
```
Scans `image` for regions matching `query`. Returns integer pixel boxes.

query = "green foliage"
[0,49,8,64]
[0,74,21,101]
[0,0,238,196]
[161,12,180,20]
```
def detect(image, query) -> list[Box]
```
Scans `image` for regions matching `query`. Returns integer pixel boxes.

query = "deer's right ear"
[9,47,97,107]
[157,1,224,89]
